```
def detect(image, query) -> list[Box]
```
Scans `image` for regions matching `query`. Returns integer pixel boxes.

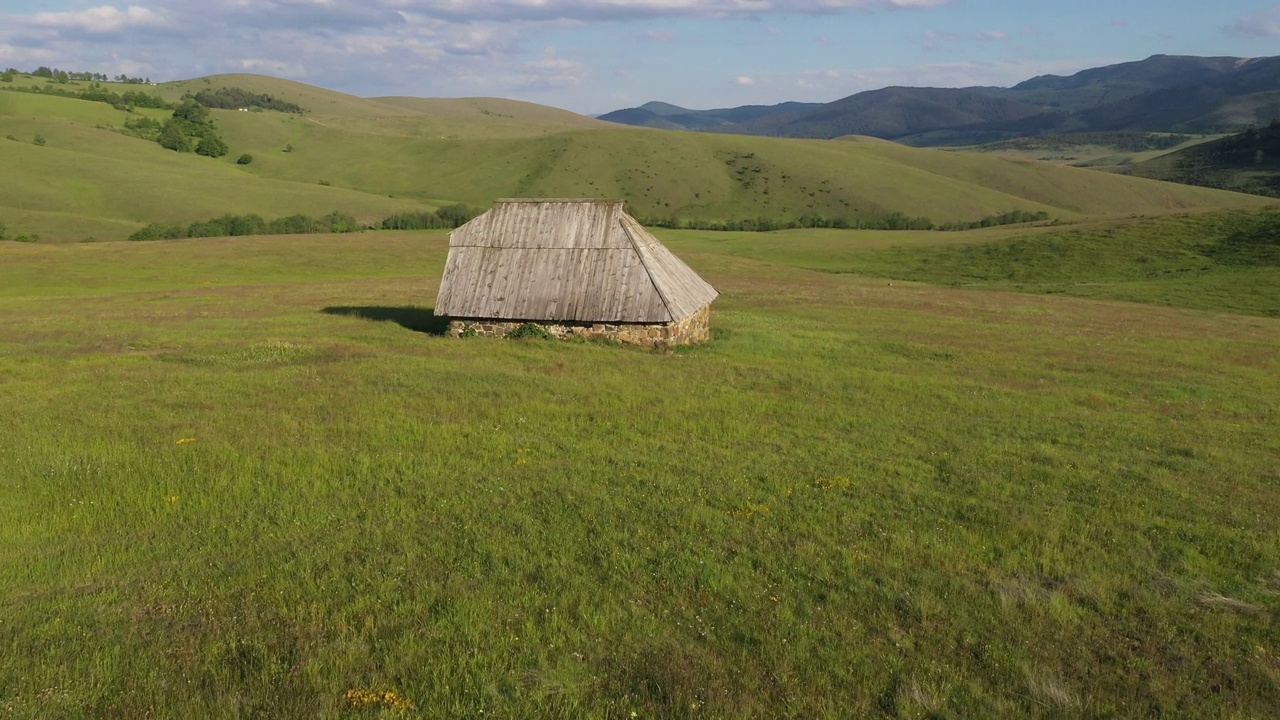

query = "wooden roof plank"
[436,200,717,323]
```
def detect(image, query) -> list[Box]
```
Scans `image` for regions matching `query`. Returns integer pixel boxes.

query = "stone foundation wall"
[449,305,712,349]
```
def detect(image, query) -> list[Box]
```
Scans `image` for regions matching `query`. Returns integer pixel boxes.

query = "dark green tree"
[195,134,228,158]
[172,99,210,125]
[157,121,193,152]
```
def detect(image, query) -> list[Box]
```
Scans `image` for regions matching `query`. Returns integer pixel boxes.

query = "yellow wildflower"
[344,687,413,712]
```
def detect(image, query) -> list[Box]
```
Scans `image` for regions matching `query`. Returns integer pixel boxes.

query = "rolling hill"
[0,71,1271,242]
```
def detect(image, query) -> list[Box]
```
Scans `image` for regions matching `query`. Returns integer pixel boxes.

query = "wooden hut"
[435,199,718,347]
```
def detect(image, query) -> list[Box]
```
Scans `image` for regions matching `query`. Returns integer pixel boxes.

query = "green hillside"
[0,92,435,241]
[674,209,1280,317]
[155,74,416,117]
[1,73,1271,241]
[1123,120,1280,197]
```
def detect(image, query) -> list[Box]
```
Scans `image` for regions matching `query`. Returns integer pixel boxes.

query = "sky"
[1,1,1278,114]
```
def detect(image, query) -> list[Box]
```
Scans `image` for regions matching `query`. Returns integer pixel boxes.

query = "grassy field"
[0,92,434,241]
[958,134,1227,170]
[677,208,1280,317]
[2,219,1278,717]
[2,73,1270,242]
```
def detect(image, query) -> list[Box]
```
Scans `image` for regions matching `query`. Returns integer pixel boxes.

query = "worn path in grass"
[1,231,1278,718]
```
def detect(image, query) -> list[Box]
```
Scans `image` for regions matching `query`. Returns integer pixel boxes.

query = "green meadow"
[1,73,1269,242]
[2,72,1278,717]
[2,210,1278,717]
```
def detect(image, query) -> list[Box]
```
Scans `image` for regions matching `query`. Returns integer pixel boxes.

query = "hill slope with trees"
[1124,119,1280,197]
[0,70,1272,242]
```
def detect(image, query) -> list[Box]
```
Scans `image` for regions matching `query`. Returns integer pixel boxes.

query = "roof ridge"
[619,215,675,322]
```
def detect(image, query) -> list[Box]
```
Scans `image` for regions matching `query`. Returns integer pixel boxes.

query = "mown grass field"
[2,217,1278,718]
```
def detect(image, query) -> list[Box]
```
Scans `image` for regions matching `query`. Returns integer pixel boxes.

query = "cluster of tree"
[1158,119,1280,198]
[157,99,228,157]
[129,212,363,241]
[378,205,481,230]
[188,87,305,114]
[26,67,150,84]
[935,209,1051,231]
[128,206,482,241]
[640,211,937,232]
[639,208,1051,233]
[0,81,169,109]
[120,116,163,141]
[980,132,1193,154]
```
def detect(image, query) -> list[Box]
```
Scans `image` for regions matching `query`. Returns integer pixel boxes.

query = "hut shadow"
[322,306,450,336]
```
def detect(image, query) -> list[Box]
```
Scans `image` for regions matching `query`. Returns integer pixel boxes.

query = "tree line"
[189,87,304,114]
[128,206,481,241]
[638,209,1050,232]
[3,67,151,84]
[0,78,169,109]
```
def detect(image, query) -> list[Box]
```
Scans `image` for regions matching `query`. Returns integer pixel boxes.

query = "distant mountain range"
[598,55,1280,146]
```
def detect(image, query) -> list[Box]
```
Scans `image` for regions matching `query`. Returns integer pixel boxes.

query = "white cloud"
[973,30,1006,42]
[29,4,168,33]
[237,57,308,77]
[1226,7,1280,37]
[380,0,950,22]
[734,75,756,85]
[510,54,589,90]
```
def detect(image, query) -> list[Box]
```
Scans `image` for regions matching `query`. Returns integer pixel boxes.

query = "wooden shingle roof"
[435,199,718,323]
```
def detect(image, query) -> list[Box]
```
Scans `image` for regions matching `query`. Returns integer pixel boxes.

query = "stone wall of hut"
[449,305,711,348]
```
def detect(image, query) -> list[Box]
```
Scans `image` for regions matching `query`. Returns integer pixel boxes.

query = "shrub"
[507,322,552,340]
[195,134,228,158]
[128,223,186,241]
[236,153,253,165]
[33,134,46,146]
[157,122,193,152]
[267,214,321,234]
[378,205,480,230]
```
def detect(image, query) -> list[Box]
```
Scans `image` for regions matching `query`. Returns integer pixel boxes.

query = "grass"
[958,133,1227,169]
[671,208,1280,317]
[0,93,435,241]
[1,226,1278,718]
[3,74,1270,242]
